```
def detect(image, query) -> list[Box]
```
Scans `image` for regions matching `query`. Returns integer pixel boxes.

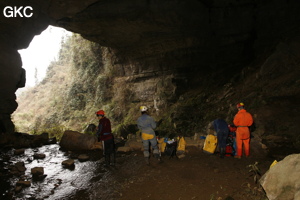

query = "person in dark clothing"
[96,110,116,166]
[213,119,229,158]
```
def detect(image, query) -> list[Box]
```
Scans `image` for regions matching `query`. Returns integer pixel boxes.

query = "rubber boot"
[110,152,116,166]
[104,154,110,166]
[154,153,162,163]
[220,148,225,158]
[144,157,150,165]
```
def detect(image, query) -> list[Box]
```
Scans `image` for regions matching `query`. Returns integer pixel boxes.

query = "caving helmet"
[140,106,148,112]
[236,102,245,109]
[96,110,105,116]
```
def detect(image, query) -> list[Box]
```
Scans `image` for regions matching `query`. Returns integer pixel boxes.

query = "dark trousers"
[217,130,229,149]
[103,138,115,165]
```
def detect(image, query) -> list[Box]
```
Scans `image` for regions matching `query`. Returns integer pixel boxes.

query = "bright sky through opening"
[18,25,72,88]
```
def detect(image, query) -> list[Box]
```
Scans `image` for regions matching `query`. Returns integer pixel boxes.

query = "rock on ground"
[260,153,300,200]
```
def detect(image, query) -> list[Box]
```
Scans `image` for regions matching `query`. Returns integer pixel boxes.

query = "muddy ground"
[80,136,274,200]
[0,138,276,200]
[95,147,272,200]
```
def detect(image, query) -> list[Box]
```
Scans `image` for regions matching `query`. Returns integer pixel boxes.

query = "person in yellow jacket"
[137,106,161,165]
[233,103,253,159]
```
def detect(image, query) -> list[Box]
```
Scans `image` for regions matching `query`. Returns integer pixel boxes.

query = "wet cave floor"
[0,141,279,200]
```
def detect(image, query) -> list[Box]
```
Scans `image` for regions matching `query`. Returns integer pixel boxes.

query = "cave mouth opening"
[12,25,73,134]
[17,25,72,95]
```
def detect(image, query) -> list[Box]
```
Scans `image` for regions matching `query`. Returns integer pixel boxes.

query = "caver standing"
[233,103,253,159]
[212,119,229,158]
[137,106,161,165]
[96,110,116,166]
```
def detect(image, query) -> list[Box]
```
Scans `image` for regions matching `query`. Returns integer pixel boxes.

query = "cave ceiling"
[1,0,299,62]
[1,0,300,116]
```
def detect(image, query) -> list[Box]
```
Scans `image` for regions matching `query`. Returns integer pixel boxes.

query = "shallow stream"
[0,144,112,200]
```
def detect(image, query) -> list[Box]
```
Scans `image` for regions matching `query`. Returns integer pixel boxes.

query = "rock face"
[1,0,300,143]
[260,154,300,200]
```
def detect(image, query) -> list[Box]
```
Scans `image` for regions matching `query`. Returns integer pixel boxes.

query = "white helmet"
[140,106,148,112]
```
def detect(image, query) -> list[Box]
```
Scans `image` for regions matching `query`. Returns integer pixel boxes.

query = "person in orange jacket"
[233,103,253,159]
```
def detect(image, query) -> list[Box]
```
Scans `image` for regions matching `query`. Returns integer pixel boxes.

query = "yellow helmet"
[236,102,245,108]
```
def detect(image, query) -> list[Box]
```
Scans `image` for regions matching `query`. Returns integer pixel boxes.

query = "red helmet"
[96,110,105,116]
[236,103,245,108]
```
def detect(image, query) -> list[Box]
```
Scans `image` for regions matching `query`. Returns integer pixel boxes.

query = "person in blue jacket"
[137,106,160,165]
[213,119,229,158]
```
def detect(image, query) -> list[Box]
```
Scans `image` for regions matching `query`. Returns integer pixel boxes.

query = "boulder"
[185,137,205,148]
[10,162,26,176]
[15,162,26,173]
[14,149,25,155]
[16,181,31,187]
[117,146,131,152]
[48,137,57,144]
[177,154,186,159]
[33,153,46,159]
[62,159,75,168]
[32,132,49,147]
[124,139,143,151]
[0,132,50,148]
[15,185,22,193]
[30,166,46,181]
[31,167,44,176]
[78,154,89,162]
[91,141,103,150]
[83,124,97,134]
[59,130,98,151]
[260,154,300,200]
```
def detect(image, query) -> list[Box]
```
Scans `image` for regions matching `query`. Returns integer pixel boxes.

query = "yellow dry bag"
[157,137,166,153]
[203,134,217,154]
[177,137,186,152]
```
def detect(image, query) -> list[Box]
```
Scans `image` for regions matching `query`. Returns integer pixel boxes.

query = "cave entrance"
[17,25,72,95]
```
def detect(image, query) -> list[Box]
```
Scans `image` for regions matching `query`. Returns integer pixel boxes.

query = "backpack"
[225,134,235,157]
[164,140,177,158]
[228,124,237,133]
[225,145,234,157]
[177,136,186,152]
[203,134,218,154]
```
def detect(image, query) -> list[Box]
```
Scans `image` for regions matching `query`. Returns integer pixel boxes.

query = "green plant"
[247,162,261,184]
